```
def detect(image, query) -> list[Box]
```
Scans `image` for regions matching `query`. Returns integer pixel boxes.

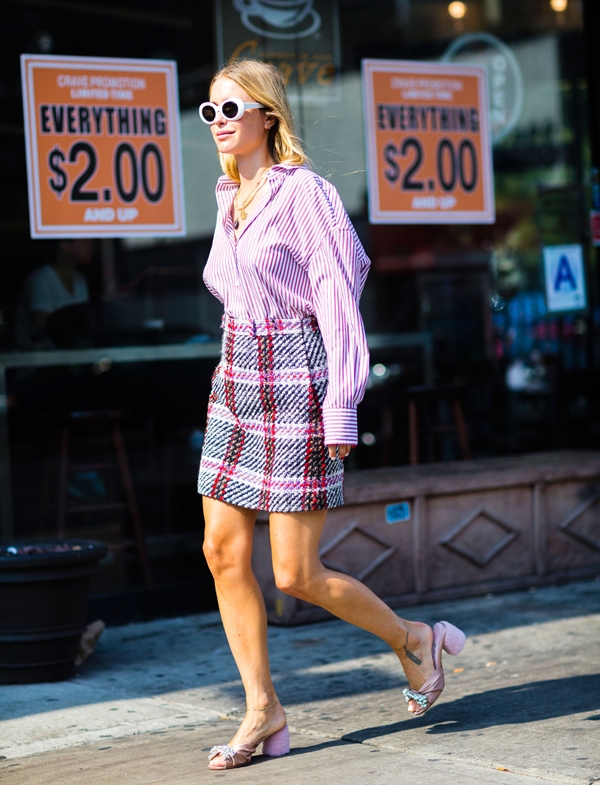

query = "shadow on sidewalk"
[342,674,600,742]
[2,581,598,725]
[247,738,351,767]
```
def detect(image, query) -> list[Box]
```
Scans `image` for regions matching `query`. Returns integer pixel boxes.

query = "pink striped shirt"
[203,163,371,446]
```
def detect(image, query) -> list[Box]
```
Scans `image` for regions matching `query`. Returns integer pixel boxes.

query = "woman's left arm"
[305,225,371,450]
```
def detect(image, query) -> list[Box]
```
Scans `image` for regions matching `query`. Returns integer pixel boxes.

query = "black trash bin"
[0,540,107,684]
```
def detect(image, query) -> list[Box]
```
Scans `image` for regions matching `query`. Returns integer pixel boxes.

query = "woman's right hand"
[328,444,352,460]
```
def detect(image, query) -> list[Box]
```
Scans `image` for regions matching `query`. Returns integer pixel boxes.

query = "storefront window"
[325,0,593,464]
[0,0,596,614]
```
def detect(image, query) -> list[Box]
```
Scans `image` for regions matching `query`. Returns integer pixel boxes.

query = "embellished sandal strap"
[402,688,429,709]
[209,744,236,762]
[208,743,255,768]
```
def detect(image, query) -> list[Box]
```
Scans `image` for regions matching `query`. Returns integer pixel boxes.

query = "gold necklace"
[233,168,271,228]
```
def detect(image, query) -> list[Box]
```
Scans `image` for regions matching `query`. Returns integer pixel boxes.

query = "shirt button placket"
[234,245,241,286]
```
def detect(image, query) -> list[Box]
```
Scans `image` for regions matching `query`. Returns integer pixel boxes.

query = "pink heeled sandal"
[208,700,290,770]
[403,620,465,716]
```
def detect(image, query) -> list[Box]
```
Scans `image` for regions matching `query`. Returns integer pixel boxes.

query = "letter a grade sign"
[362,59,495,224]
[543,245,587,313]
[21,55,186,238]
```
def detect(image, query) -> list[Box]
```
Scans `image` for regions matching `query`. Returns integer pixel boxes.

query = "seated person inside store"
[15,239,93,349]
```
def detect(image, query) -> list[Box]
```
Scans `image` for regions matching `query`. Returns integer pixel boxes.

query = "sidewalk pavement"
[1,578,599,785]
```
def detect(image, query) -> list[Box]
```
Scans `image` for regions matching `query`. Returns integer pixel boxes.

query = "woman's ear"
[264,113,276,130]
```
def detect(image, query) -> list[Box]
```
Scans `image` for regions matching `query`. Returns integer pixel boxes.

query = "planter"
[0,539,107,684]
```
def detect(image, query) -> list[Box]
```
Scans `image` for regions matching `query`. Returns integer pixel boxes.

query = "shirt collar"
[215,163,303,216]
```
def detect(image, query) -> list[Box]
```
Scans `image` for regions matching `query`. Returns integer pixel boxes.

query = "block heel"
[262,724,290,757]
[441,621,466,656]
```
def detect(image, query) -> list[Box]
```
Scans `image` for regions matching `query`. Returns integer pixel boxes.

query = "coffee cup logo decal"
[233,0,322,39]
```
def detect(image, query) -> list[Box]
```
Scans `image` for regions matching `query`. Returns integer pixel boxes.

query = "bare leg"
[202,497,286,749]
[270,509,434,713]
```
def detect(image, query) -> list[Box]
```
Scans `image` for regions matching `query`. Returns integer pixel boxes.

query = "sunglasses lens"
[222,100,240,120]
[201,105,216,123]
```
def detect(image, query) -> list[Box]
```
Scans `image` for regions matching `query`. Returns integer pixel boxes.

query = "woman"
[197,59,465,771]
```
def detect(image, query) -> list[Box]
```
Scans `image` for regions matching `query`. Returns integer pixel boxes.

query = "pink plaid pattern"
[198,316,344,512]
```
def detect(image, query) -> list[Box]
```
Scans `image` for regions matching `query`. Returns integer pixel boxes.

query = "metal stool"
[406,384,471,465]
[56,410,152,586]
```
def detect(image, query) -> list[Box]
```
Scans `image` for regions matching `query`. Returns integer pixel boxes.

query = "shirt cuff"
[323,407,358,446]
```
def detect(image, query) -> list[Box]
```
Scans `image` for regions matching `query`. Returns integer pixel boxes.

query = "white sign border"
[543,244,588,314]
[20,54,186,239]
[361,58,495,225]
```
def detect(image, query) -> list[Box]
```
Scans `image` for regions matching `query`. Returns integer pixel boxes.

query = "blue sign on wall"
[543,244,587,313]
[386,502,411,523]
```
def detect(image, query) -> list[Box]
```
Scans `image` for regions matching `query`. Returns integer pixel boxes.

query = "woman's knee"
[274,567,317,600]
[203,533,246,579]
[202,535,224,575]
[202,502,255,578]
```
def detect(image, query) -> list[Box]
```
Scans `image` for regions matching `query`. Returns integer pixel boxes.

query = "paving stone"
[0,722,571,785]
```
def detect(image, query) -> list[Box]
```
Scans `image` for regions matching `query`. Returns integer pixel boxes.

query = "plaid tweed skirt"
[197,314,344,512]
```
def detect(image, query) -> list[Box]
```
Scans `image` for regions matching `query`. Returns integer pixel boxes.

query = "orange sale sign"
[362,59,495,224]
[20,55,186,238]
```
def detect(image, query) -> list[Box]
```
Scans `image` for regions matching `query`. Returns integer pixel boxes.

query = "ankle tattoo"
[402,628,422,666]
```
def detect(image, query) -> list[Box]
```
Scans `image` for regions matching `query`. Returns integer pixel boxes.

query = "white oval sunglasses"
[199,97,266,125]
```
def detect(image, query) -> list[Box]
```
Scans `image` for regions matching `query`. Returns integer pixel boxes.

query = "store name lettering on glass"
[442,32,524,145]
[216,0,341,101]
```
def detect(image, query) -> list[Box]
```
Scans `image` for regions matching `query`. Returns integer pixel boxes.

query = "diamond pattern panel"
[559,494,600,551]
[319,522,396,581]
[440,506,519,567]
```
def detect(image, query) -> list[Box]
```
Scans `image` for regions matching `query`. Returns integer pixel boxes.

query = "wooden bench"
[252,451,600,624]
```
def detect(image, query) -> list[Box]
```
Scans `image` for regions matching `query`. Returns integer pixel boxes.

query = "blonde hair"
[210,59,308,182]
